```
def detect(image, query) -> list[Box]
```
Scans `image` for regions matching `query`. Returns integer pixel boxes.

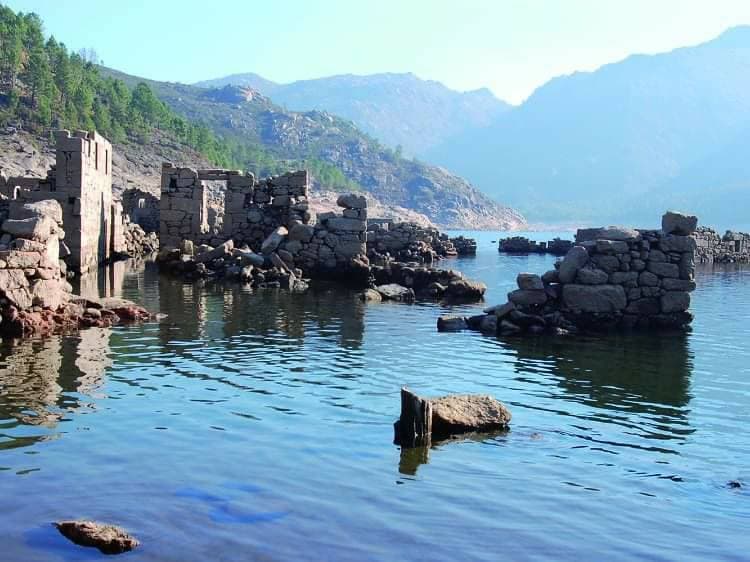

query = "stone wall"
[121,188,159,233]
[0,130,127,273]
[159,164,209,248]
[366,220,475,265]
[440,212,699,335]
[694,226,750,263]
[499,236,574,256]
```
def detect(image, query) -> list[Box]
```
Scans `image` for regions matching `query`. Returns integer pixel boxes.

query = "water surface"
[0,231,748,561]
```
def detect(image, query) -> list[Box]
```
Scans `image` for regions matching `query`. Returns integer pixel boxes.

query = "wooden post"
[394,387,432,448]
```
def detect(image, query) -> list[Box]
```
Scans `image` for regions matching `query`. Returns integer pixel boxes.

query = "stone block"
[662,211,698,236]
[558,246,589,283]
[562,284,627,313]
[575,267,608,285]
[326,218,367,232]
[647,261,679,278]
[508,289,547,306]
[661,291,691,313]
[517,273,544,290]
[337,193,367,209]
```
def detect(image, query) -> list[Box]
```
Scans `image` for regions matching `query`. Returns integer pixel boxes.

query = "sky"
[6,0,750,104]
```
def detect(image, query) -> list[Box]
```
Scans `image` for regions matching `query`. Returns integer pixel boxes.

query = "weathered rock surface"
[662,211,698,236]
[376,283,415,302]
[562,284,627,313]
[430,394,511,438]
[558,246,589,283]
[55,520,139,555]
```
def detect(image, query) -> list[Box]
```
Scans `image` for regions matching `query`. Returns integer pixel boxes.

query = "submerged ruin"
[440,211,700,336]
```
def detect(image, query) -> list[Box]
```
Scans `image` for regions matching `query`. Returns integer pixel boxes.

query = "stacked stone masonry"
[366,220,476,265]
[440,212,699,336]
[499,236,574,256]
[694,226,750,263]
[0,130,139,273]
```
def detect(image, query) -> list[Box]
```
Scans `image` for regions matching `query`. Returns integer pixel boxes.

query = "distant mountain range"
[200,27,750,229]
[104,69,524,230]
[424,26,750,227]
[195,72,511,157]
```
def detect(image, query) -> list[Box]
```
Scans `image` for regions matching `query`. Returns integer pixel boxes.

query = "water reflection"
[0,328,112,448]
[500,333,695,442]
[156,277,366,349]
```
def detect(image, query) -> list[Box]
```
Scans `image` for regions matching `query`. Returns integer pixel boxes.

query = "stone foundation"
[441,212,699,336]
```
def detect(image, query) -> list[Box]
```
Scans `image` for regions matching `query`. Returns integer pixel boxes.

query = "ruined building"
[0,130,125,273]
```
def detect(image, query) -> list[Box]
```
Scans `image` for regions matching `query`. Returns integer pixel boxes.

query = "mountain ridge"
[102,67,524,230]
[195,71,512,157]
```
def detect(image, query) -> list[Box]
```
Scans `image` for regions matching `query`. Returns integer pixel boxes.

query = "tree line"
[0,5,360,190]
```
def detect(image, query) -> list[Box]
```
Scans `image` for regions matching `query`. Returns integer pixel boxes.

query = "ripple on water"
[0,243,748,561]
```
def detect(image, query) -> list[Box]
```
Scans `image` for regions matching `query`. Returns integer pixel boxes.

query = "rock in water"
[437,315,468,331]
[376,283,415,302]
[55,520,139,554]
[430,394,512,438]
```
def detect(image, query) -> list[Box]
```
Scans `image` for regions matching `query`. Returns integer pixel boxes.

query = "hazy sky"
[7,0,750,103]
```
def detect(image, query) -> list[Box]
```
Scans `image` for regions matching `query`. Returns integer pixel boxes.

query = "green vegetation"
[0,4,360,190]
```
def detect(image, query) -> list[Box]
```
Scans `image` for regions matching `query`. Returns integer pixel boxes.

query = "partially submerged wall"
[440,212,699,335]
[694,227,750,263]
[0,130,132,273]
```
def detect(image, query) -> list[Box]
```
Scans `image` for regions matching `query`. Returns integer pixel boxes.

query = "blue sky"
[7,0,750,103]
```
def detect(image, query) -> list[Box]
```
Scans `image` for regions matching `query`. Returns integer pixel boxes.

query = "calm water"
[0,231,748,561]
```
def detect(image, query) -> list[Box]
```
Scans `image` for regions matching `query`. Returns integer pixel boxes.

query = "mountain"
[424,26,750,228]
[195,72,511,157]
[105,68,525,230]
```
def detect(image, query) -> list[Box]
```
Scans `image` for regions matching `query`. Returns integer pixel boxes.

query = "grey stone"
[659,235,697,253]
[625,297,660,315]
[499,320,522,336]
[575,267,609,285]
[325,218,367,232]
[639,271,659,286]
[479,314,498,335]
[541,269,559,284]
[661,278,697,291]
[661,291,691,313]
[662,211,698,236]
[576,226,641,243]
[647,261,679,278]
[609,271,639,286]
[517,272,544,290]
[558,246,589,283]
[336,193,367,209]
[508,289,547,306]
[261,226,288,254]
[592,254,620,273]
[562,284,627,312]
[484,301,516,319]
[288,223,315,243]
[376,283,415,302]
[437,315,467,331]
[595,240,630,253]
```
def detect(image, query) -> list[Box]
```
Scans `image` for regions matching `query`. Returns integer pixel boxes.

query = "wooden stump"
[394,387,432,448]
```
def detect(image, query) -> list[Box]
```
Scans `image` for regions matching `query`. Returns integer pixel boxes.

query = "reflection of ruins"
[0,328,112,448]
[156,278,366,349]
[502,334,694,437]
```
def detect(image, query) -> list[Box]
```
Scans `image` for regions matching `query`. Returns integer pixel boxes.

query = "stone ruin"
[439,212,699,335]
[0,130,153,274]
[366,220,476,265]
[694,227,750,263]
[498,236,574,256]
[158,165,486,302]
[0,130,123,273]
